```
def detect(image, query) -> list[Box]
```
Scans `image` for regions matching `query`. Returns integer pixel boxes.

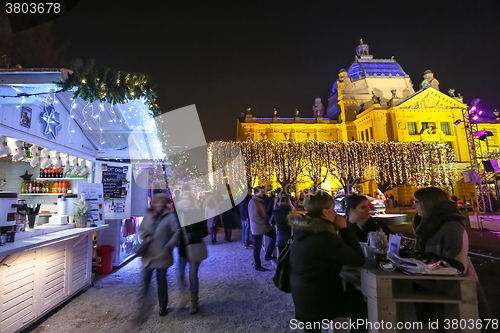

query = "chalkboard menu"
[102,166,127,198]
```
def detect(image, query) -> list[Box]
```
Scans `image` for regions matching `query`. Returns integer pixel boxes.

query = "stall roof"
[0,69,164,160]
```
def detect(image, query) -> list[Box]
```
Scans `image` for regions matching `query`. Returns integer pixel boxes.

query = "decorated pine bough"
[74,196,91,217]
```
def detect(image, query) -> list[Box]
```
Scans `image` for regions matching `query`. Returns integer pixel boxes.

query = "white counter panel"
[0,226,106,333]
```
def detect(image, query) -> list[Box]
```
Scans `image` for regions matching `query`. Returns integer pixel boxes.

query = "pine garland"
[56,59,160,117]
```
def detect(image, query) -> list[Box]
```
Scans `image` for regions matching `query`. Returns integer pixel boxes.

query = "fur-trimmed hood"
[287,212,338,236]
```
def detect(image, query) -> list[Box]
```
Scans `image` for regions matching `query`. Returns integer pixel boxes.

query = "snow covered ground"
[26,230,298,333]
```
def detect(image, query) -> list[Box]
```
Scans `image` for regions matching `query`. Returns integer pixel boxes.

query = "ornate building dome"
[326,40,415,120]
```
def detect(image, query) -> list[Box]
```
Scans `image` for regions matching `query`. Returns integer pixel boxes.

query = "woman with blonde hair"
[138,193,180,316]
[288,191,366,332]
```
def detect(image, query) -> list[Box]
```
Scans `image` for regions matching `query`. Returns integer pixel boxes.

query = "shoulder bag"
[272,238,293,293]
[134,213,162,257]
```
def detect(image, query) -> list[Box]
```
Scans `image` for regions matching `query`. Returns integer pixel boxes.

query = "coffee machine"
[0,193,18,239]
[0,192,17,228]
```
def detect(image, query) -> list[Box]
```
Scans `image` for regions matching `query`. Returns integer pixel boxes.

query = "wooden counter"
[341,266,479,333]
[0,225,108,333]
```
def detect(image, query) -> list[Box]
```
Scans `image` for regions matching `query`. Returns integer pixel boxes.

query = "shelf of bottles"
[38,168,89,179]
[20,180,72,195]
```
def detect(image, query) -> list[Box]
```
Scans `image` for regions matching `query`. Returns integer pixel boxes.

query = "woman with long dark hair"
[345,193,392,242]
[288,191,367,333]
[412,187,492,325]
[413,187,468,269]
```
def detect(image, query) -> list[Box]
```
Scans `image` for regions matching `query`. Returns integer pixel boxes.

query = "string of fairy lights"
[208,140,458,191]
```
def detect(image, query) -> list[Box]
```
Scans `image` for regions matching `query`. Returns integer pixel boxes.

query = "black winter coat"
[264,195,275,218]
[270,203,292,246]
[288,213,365,323]
[346,217,393,243]
[238,194,252,221]
[176,208,209,258]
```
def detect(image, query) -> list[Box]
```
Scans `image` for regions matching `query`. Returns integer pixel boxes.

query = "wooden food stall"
[0,68,161,332]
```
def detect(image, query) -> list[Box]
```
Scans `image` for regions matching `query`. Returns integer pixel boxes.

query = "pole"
[462,99,492,223]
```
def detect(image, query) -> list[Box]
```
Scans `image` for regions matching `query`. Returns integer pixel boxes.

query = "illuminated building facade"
[236,40,500,206]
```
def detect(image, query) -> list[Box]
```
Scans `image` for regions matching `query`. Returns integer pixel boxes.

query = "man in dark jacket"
[249,186,276,271]
[238,190,253,249]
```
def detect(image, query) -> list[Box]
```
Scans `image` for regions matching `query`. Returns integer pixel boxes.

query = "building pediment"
[394,88,466,110]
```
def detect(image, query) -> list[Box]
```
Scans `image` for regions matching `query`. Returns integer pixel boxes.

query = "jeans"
[224,223,232,241]
[210,227,217,242]
[241,219,250,246]
[253,229,276,268]
[142,267,168,307]
[178,255,201,293]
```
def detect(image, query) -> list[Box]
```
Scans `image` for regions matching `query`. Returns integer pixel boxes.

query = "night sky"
[29,0,500,142]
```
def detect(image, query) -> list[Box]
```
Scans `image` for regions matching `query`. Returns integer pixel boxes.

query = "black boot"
[159,306,168,316]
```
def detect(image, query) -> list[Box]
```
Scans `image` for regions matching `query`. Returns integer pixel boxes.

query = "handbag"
[272,238,293,293]
[133,241,150,257]
[134,212,162,257]
[180,211,208,262]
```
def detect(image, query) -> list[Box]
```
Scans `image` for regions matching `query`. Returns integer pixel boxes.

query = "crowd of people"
[136,185,491,333]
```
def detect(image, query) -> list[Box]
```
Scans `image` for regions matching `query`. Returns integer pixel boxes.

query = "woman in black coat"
[176,191,209,315]
[345,193,393,242]
[288,192,367,333]
[270,196,293,254]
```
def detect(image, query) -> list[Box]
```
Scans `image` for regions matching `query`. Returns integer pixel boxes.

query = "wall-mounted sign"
[102,166,128,198]
[20,106,32,128]
[39,103,61,140]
